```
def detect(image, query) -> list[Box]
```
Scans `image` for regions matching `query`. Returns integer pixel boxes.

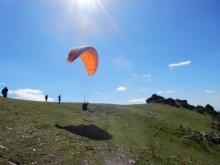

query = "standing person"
[58,95,61,104]
[45,95,48,102]
[1,87,8,97]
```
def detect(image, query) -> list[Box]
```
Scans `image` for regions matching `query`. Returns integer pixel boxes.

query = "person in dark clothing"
[82,102,93,113]
[82,102,88,110]
[58,95,61,104]
[45,95,48,102]
[2,87,8,97]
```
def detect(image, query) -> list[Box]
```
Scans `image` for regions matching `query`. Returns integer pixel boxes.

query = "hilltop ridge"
[0,97,220,165]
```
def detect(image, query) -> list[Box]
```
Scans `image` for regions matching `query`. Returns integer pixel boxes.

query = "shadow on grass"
[55,124,113,140]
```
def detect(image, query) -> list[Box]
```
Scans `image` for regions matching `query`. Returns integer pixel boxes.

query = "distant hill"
[0,97,220,165]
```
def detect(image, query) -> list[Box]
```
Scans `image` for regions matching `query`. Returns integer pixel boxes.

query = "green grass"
[0,97,219,165]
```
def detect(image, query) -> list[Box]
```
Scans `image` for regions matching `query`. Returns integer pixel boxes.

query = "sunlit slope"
[0,97,219,165]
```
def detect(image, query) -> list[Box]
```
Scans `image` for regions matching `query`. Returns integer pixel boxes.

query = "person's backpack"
[1,89,4,94]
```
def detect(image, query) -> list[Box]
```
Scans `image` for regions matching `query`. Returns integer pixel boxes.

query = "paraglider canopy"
[67,46,98,76]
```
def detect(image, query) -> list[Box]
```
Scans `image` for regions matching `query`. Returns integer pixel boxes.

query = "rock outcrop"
[146,94,220,132]
[146,94,195,110]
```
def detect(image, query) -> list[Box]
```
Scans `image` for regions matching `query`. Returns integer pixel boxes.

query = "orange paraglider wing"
[67,46,99,76]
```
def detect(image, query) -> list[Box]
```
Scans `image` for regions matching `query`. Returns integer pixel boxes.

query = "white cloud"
[114,102,121,104]
[166,91,175,94]
[168,60,191,68]
[143,74,150,77]
[133,74,137,76]
[205,90,215,93]
[141,88,149,91]
[9,88,54,102]
[157,90,175,94]
[146,79,151,81]
[129,98,145,103]
[96,92,101,94]
[0,82,5,85]
[116,86,127,91]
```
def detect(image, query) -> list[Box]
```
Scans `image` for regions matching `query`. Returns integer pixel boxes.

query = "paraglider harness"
[82,102,89,111]
[82,102,93,113]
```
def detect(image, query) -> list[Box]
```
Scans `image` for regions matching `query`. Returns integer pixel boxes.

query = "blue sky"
[0,0,220,111]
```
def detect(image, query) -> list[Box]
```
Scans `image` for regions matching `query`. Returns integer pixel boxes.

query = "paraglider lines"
[96,0,133,54]
[96,0,145,69]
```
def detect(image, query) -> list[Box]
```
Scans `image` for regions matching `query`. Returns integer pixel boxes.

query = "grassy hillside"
[0,97,219,165]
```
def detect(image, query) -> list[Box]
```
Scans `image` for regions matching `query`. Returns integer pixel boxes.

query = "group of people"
[45,95,92,112]
[2,87,92,113]
[1,87,8,97]
[45,95,61,104]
